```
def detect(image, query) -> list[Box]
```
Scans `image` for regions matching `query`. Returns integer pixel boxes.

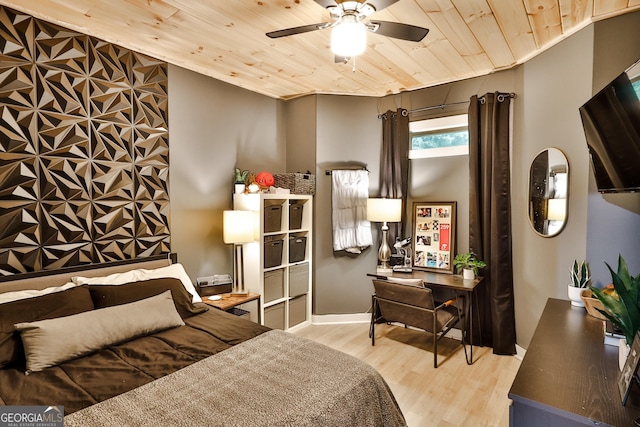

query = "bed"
[0,256,406,426]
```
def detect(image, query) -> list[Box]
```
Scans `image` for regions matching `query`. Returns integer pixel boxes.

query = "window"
[632,78,640,98]
[409,114,469,159]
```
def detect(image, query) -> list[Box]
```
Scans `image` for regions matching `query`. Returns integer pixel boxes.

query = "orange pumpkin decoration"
[255,171,275,188]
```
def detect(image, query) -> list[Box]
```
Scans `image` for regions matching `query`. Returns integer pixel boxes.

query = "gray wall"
[586,13,640,287]
[314,95,381,314]
[168,65,284,280]
[511,26,593,347]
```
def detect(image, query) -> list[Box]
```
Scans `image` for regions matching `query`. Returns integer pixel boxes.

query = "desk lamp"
[223,210,255,295]
[367,198,402,274]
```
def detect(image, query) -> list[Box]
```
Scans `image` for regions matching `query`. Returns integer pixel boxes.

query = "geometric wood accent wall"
[0,6,169,275]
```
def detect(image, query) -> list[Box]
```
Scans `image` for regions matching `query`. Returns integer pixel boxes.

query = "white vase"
[234,183,245,194]
[567,285,585,307]
[463,268,475,280]
[620,338,630,370]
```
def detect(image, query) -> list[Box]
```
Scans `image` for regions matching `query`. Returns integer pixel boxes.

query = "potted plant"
[453,252,486,280]
[234,168,249,193]
[568,260,590,307]
[590,255,640,369]
[591,255,640,347]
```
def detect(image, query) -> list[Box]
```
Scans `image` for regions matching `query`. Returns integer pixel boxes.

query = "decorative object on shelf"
[411,201,457,273]
[590,254,640,347]
[366,198,402,274]
[453,252,486,280]
[274,172,316,195]
[568,259,590,307]
[245,173,260,193]
[223,210,255,296]
[255,171,275,189]
[234,168,249,194]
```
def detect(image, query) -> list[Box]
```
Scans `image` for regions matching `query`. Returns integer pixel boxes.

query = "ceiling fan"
[266,0,429,61]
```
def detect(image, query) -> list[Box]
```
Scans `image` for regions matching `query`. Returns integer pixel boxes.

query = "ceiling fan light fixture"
[330,15,366,57]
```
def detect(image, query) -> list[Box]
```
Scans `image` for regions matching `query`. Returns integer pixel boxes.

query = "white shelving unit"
[233,193,312,331]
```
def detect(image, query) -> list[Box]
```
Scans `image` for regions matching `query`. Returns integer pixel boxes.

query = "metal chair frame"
[369,280,467,368]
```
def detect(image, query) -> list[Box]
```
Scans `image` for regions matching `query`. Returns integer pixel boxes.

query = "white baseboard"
[515,344,526,360]
[311,313,371,324]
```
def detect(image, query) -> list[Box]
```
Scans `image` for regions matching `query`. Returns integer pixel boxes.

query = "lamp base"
[376,266,393,274]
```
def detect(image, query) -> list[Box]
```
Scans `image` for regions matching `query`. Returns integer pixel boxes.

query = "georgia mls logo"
[0,406,64,427]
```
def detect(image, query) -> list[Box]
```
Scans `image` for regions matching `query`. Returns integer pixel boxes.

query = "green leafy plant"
[569,260,590,288]
[590,255,640,345]
[453,252,486,275]
[234,168,249,184]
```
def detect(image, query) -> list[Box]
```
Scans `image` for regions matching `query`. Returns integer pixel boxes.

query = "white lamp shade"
[366,198,402,223]
[546,198,566,221]
[331,16,366,57]
[223,210,255,244]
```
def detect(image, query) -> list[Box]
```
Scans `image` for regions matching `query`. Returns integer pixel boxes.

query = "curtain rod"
[408,100,469,115]
[378,92,516,118]
[325,167,369,175]
[377,101,466,118]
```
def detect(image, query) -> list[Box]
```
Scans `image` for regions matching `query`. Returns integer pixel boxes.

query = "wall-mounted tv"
[579,58,640,193]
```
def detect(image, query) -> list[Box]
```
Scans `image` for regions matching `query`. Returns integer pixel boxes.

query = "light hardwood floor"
[291,322,521,427]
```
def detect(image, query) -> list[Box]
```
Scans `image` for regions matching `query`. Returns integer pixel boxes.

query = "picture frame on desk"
[411,201,456,274]
[618,331,640,406]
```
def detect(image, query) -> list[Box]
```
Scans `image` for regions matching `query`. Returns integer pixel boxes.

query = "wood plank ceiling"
[1,0,639,100]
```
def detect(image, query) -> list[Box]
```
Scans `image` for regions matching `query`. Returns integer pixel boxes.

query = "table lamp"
[223,210,255,295]
[367,198,402,274]
[546,198,566,221]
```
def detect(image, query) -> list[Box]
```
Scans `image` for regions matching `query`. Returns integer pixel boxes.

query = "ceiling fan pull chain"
[352,56,356,73]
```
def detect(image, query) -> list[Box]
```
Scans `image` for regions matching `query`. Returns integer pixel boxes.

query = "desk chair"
[370,278,465,368]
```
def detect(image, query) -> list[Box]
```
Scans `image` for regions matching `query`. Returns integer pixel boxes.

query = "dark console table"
[509,298,640,426]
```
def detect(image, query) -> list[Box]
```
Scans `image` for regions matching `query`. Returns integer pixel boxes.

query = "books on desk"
[604,320,625,347]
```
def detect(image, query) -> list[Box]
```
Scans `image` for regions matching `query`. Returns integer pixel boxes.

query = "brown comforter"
[0,306,269,414]
[65,330,407,427]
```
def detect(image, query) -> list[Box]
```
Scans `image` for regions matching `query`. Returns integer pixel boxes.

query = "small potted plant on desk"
[453,252,486,280]
[568,259,590,307]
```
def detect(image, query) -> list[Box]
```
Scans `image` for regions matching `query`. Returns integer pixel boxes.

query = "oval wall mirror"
[528,148,569,237]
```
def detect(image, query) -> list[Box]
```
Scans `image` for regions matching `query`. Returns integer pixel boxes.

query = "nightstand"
[201,292,261,323]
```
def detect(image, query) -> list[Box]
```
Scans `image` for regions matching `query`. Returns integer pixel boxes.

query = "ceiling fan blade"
[266,23,330,39]
[369,20,429,42]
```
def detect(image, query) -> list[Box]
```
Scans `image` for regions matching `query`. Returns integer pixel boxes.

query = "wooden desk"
[368,271,483,364]
[509,298,640,426]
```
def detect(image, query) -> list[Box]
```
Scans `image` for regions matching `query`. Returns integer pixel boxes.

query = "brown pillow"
[16,290,185,374]
[88,277,207,319]
[0,285,94,368]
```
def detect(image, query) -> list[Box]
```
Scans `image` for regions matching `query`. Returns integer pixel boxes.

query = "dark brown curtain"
[380,109,410,243]
[468,93,516,355]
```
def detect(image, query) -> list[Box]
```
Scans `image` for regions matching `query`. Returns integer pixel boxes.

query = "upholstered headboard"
[0,255,175,294]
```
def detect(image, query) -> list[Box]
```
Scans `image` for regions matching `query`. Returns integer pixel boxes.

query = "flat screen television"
[579,58,640,193]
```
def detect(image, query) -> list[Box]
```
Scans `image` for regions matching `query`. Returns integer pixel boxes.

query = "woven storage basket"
[274,173,315,195]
